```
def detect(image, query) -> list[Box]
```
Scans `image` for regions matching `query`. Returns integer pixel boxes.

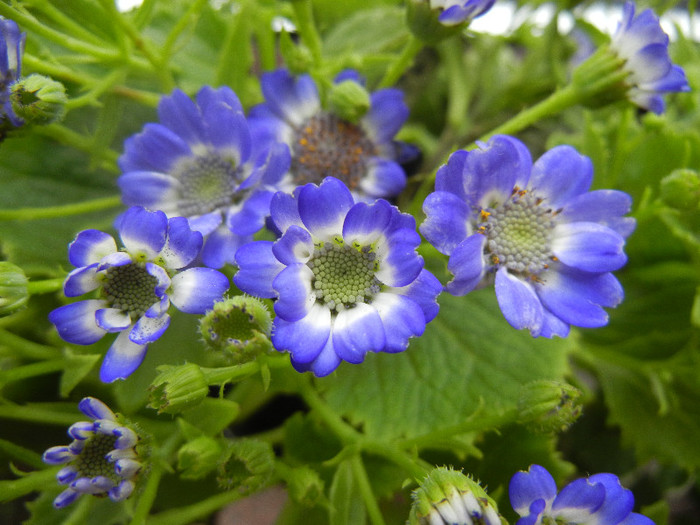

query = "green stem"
[378,35,423,89]
[361,440,430,480]
[0,359,65,386]
[292,0,324,66]
[441,37,470,133]
[200,354,288,385]
[146,489,245,525]
[64,68,127,110]
[0,404,78,426]
[0,195,122,221]
[26,278,64,295]
[129,461,164,525]
[350,454,386,525]
[0,466,60,503]
[0,329,60,360]
[28,0,109,48]
[33,124,120,169]
[0,438,46,469]
[298,378,360,445]
[162,0,209,61]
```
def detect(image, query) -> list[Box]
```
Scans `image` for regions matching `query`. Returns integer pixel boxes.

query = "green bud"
[148,363,209,414]
[660,169,700,210]
[279,30,313,75]
[177,435,224,480]
[517,380,583,434]
[409,467,503,525]
[406,0,461,44]
[329,80,371,124]
[0,262,29,316]
[217,438,275,494]
[199,296,272,364]
[10,74,67,125]
[283,466,324,506]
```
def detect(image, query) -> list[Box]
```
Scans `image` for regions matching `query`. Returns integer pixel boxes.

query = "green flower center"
[307,239,381,312]
[292,113,376,189]
[480,190,556,277]
[102,263,159,319]
[173,153,241,216]
[73,433,120,483]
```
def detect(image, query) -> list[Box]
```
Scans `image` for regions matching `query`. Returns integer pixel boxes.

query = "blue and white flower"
[49,206,230,382]
[421,135,635,338]
[426,0,496,26]
[247,69,412,201]
[118,86,290,268]
[0,17,25,127]
[509,464,654,525]
[42,397,143,509]
[609,1,690,113]
[234,177,441,376]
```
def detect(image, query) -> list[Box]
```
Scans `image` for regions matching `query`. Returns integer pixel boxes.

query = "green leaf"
[59,349,101,398]
[180,397,240,436]
[329,459,366,525]
[321,290,571,440]
[323,7,408,58]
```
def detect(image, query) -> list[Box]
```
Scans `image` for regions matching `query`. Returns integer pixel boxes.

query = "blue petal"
[552,222,627,273]
[273,263,315,322]
[260,69,320,126]
[439,0,495,25]
[391,268,442,323]
[43,446,76,465]
[200,225,250,269]
[68,421,95,440]
[509,464,557,517]
[618,514,656,525]
[118,207,168,258]
[435,149,469,200]
[551,478,606,522]
[56,466,79,484]
[189,212,223,237]
[298,177,354,240]
[421,191,471,256]
[201,98,251,164]
[342,199,393,245]
[358,158,406,200]
[495,269,544,335]
[160,216,203,269]
[645,64,690,93]
[272,303,331,363]
[109,480,135,502]
[372,292,425,352]
[78,397,115,421]
[530,146,593,208]
[587,473,635,525]
[97,251,132,271]
[363,89,408,144]
[613,4,668,59]
[559,190,636,239]
[49,300,106,345]
[169,268,229,314]
[376,228,423,287]
[290,333,341,377]
[118,171,180,210]
[247,104,293,152]
[53,488,81,509]
[157,89,208,146]
[446,234,486,296]
[625,43,671,85]
[64,265,100,297]
[95,308,132,332]
[234,241,284,298]
[68,230,118,268]
[272,225,314,265]
[130,313,170,344]
[538,308,571,339]
[119,124,192,173]
[145,262,171,296]
[99,330,148,383]
[228,190,275,236]
[270,190,303,233]
[334,69,364,85]
[332,303,386,363]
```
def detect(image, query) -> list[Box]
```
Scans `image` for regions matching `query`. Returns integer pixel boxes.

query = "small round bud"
[10,74,67,125]
[0,262,29,316]
[329,80,371,124]
[217,438,275,494]
[660,169,700,210]
[517,380,583,434]
[409,467,503,525]
[283,466,325,507]
[279,30,313,75]
[177,435,224,480]
[199,296,272,364]
[148,363,209,414]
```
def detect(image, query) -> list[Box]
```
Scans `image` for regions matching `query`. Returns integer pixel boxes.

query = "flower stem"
[298,377,361,445]
[292,0,324,67]
[0,195,122,221]
[350,454,387,525]
[26,278,65,295]
[129,460,164,525]
[0,329,60,360]
[0,466,60,503]
[146,489,246,525]
[0,403,79,426]
[0,359,65,387]
[0,437,45,469]
[378,34,423,89]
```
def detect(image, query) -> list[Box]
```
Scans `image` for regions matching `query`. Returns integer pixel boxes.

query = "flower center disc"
[482,191,555,276]
[292,113,376,189]
[74,433,120,482]
[173,153,241,216]
[307,240,381,312]
[102,263,159,318]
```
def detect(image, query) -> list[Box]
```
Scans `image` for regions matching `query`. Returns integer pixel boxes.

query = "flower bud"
[177,435,224,480]
[199,296,272,364]
[409,467,503,525]
[10,74,67,125]
[217,438,275,494]
[278,30,313,75]
[283,466,325,506]
[329,80,371,124]
[660,169,700,211]
[0,262,29,316]
[517,380,583,434]
[406,0,461,44]
[148,363,209,414]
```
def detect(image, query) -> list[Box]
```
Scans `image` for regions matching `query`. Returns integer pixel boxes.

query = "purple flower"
[49,206,230,382]
[609,1,690,113]
[0,17,25,127]
[234,177,441,376]
[421,135,635,338]
[42,397,143,509]
[427,0,496,26]
[509,465,654,525]
[247,69,412,201]
[118,86,290,268]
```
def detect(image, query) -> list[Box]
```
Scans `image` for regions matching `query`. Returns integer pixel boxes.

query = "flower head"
[426,0,495,26]
[42,397,144,509]
[421,135,635,338]
[118,87,290,268]
[48,206,230,382]
[509,464,654,525]
[234,177,441,376]
[247,69,414,202]
[406,0,495,43]
[0,17,26,127]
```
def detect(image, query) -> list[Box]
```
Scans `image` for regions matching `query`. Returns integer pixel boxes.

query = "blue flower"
[0,17,25,127]
[609,1,690,114]
[49,206,230,382]
[234,177,441,376]
[247,69,413,201]
[42,397,143,509]
[421,135,635,338]
[427,0,496,26]
[509,465,654,525]
[118,87,290,268]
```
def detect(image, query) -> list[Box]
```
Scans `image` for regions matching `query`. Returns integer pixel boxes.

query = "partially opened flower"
[421,135,635,338]
[509,464,654,525]
[406,0,496,42]
[49,206,229,382]
[0,17,26,127]
[425,0,495,26]
[234,177,441,376]
[118,86,290,268]
[247,69,413,201]
[42,398,144,509]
